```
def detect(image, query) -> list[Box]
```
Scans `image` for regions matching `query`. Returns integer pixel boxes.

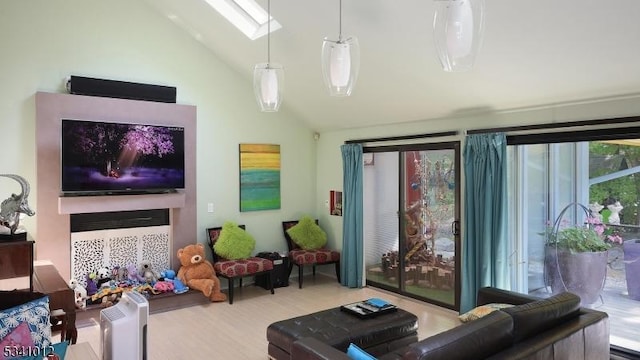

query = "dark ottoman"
[267,306,418,360]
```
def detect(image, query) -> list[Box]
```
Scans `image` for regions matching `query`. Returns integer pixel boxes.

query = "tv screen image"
[61,119,185,195]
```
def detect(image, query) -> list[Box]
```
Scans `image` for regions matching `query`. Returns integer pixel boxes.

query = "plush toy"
[160,269,176,280]
[69,278,87,310]
[132,284,158,296]
[172,278,189,294]
[74,292,86,310]
[85,273,98,296]
[96,267,112,288]
[160,269,189,294]
[153,280,174,293]
[138,260,160,284]
[177,243,226,302]
[111,266,127,283]
[101,293,119,308]
[89,286,123,308]
[127,263,144,283]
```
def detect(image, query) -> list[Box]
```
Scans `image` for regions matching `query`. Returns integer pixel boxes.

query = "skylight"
[204,0,281,40]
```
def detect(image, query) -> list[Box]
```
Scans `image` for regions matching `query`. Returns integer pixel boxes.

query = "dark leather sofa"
[290,287,610,360]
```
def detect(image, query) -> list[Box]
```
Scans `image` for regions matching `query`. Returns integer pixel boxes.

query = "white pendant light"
[321,0,359,97]
[254,0,283,112]
[433,0,485,72]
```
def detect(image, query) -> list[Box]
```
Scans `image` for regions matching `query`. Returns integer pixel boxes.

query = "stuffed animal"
[138,260,160,284]
[111,266,127,283]
[177,243,226,302]
[69,278,87,310]
[160,269,189,294]
[101,293,119,308]
[127,263,144,283]
[153,280,174,293]
[74,292,86,310]
[96,267,112,288]
[85,273,98,296]
[160,269,176,281]
[172,278,189,294]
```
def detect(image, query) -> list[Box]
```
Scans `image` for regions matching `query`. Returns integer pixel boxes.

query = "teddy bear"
[177,243,226,302]
[138,260,160,284]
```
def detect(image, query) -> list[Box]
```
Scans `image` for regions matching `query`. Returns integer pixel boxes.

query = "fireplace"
[69,209,171,286]
[36,91,197,282]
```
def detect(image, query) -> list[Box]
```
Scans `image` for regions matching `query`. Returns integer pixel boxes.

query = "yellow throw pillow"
[458,303,514,322]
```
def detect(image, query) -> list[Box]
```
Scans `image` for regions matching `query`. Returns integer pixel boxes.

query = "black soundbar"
[66,75,177,103]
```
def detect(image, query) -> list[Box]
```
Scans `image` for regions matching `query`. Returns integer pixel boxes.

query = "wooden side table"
[33,264,78,344]
[0,239,34,292]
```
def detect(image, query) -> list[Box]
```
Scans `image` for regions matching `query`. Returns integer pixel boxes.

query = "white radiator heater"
[100,291,149,360]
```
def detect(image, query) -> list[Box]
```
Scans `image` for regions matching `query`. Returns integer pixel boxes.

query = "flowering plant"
[586,217,623,244]
[545,215,622,253]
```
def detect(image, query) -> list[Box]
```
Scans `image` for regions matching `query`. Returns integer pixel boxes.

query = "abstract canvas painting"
[239,144,281,211]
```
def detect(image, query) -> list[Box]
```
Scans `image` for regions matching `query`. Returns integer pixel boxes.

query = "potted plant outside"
[544,203,621,306]
[623,239,640,301]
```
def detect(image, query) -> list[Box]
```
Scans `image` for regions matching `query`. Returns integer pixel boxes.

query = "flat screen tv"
[61,119,185,195]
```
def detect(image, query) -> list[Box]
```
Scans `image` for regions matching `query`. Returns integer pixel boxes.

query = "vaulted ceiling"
[144,0,640,131]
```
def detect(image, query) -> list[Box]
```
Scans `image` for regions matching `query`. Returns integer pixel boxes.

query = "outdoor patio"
[531,261,640,353]
[597,270,640,352]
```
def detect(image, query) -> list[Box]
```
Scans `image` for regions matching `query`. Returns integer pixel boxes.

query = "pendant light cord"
[338,0,343,42]
[267,0,271,66]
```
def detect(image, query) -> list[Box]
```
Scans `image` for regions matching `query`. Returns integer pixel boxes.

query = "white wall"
[0,0,317,261]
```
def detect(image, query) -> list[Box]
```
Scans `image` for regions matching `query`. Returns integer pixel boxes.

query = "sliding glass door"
[507,139,640,353]
[364,143,461,310]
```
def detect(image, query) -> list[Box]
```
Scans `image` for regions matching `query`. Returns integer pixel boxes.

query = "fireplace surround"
[35,91,197,281]
[69,209,171,287]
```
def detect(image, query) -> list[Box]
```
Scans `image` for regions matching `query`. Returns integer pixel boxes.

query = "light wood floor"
[74,274,460,359]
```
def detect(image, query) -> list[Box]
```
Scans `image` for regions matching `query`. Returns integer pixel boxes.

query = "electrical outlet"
[207,203,214,213]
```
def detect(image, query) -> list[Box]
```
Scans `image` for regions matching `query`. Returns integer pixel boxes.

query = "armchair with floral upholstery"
[206,223,274,304]
[282,217,340,289]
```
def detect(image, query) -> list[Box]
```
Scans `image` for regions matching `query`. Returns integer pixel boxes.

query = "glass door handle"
[452,220,460,236]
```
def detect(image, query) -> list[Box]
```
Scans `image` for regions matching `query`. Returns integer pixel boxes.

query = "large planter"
[623,239,640,301]
[545,246,608,305]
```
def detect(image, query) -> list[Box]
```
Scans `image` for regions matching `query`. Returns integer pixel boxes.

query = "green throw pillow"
[213,221,256,260]
[287,216,327,250]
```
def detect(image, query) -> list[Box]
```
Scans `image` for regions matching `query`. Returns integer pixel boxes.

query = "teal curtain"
[461,133,509,313]
[341,143,364,288]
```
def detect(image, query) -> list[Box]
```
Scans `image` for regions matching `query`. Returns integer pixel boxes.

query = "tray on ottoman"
[267,305,418,360]
[340,298,398,318]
